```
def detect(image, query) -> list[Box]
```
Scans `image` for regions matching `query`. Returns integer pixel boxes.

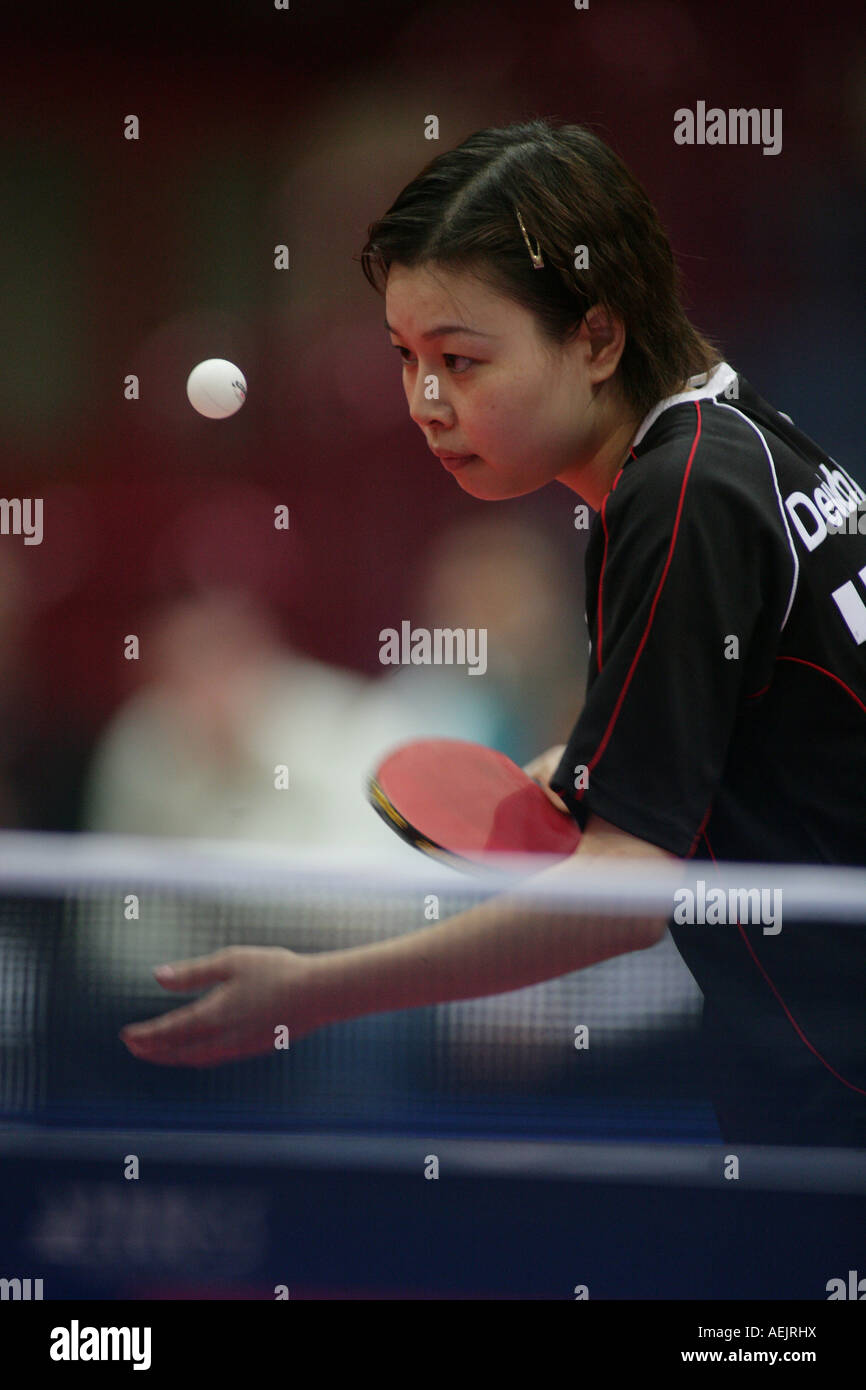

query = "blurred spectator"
[83,507,587,849]
[374,514,587,767]
[82,587,495,849]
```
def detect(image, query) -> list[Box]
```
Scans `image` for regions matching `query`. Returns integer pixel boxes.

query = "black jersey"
[550,362,866,1145]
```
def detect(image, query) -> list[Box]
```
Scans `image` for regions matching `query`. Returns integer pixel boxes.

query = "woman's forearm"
[307,860,668,1027]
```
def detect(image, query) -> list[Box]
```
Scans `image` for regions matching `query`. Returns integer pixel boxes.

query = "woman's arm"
[309,813,675,1024]
[120,814,677,1067]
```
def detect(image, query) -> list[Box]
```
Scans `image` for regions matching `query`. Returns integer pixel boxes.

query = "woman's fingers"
[125,1028,263,1068]
[119,945,306,1066]
[120,990,227,1051]
[535,782,569,812]
[150,948,241,992]
[523,742,566,778]
[524,743,569,811]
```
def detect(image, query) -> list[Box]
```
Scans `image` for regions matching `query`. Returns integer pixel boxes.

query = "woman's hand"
[119,945,325,1068]
[523,743,569,811]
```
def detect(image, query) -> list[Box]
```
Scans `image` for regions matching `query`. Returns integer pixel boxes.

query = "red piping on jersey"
[595,464,626,671]
[577,405,703,797]
[688,803,714,859]
[748,659,866,709]
[775,655,866,716]
[702,830,866,1097]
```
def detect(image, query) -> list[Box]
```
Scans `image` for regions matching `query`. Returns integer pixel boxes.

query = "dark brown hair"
[359,118,723,420]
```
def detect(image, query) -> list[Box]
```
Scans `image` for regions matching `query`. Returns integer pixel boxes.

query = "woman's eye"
[392,346,473,373]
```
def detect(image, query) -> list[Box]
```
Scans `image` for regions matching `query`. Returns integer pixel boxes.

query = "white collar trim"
[629,361,738,451]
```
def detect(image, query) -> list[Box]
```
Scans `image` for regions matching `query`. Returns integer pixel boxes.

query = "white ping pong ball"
[186,358,247,418]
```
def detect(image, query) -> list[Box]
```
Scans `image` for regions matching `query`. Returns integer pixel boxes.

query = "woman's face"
[384,261,629,503]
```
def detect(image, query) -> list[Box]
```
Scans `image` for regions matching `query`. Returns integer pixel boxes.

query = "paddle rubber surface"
[368,738,581,865]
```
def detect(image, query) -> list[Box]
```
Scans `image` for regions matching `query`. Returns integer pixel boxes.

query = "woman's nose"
[408,378,451,428]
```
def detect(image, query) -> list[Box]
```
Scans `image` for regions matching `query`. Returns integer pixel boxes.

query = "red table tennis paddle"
[367,738,580,870]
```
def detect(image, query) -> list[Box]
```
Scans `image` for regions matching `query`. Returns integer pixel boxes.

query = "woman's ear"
[582,305,627,380]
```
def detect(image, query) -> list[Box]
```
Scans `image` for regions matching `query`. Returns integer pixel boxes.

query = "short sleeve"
[550,441,793,855]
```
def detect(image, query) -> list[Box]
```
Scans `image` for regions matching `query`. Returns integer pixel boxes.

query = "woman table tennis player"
[122,119,866,1148]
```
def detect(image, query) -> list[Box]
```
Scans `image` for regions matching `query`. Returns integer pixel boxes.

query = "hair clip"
[515,207,545,269]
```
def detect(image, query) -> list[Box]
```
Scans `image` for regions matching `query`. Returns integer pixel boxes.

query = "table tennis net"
[1,832,863,1140]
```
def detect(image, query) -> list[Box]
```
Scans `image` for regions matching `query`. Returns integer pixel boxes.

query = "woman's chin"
[455,474,503,500]
[455,466,537,501]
